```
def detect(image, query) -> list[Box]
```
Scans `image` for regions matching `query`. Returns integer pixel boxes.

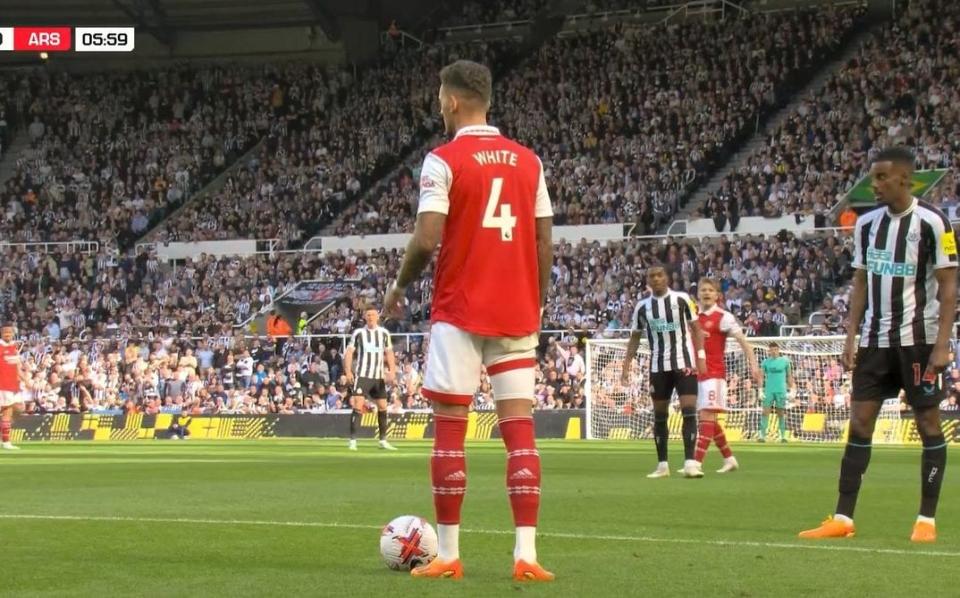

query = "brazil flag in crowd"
[845,169,948,206]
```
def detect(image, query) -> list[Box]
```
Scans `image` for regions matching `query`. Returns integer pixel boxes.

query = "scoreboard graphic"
[0,26,135,52]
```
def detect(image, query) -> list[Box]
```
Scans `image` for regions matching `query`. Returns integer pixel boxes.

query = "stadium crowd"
[2,0,959,420]
[334,5,863,236]
[700,0,960,223]
[153,41,519,247]
[2,66,271,248]
[440,0,548,26]
[5,227,860,414]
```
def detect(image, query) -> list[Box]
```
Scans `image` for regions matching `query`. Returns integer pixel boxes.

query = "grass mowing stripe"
[2,513,957,558]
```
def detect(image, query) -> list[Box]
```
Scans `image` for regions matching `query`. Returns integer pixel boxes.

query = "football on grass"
[380,515,438,571]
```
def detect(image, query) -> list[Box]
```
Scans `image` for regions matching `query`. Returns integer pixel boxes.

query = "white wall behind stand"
[686,216,818,236]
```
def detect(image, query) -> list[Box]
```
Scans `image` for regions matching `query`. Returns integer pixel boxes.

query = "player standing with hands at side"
[343,306,397,451]
[383,60,554,581]
[621,265,707,479]
[800,148,957,543]
[693,277,761,475]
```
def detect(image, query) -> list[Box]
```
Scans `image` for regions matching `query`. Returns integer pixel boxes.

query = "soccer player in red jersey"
[383,60,554,582]
[692,278,761,475]
[0,324,24,450]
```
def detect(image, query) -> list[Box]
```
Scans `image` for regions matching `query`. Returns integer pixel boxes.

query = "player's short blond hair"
[440,60,492,108]
[698,277,720,291]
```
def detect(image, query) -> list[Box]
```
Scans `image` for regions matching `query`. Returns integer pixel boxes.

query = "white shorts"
[697,379,727,412]
[422,321,538,406]
[0,390,23,408]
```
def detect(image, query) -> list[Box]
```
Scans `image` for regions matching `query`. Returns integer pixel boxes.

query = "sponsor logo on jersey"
[866,248,917,276]
[648,318,680,333]
[942,231,957,256]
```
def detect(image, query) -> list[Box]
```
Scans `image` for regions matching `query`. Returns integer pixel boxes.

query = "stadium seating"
[4,1,959,416]
[333,5,863,236]
[700,0,960,221]
[1,67,277,248]
[153,42,519,248]
[10,226,854,413]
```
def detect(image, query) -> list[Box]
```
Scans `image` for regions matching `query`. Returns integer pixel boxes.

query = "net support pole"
[585,339,594,439]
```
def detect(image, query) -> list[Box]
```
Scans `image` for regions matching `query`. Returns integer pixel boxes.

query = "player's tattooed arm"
[396,213,445,289]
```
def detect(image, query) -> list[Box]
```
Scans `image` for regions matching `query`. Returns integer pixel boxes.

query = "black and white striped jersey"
[347,326,393,380]
[852,198,958,348]
[630,289,698,373]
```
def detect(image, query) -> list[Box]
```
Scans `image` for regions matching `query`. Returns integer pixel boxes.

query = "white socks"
[436,524,460,561]
[833,514,853,525]
[917,515,936,526]
[438,524,537,563]
[514,526,537,563]
[438,524,538,563]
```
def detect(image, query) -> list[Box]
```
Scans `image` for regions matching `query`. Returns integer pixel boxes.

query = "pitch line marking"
[0,514,957,558]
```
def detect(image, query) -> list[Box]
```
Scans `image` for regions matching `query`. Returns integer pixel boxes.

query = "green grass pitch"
[0,440,956,597]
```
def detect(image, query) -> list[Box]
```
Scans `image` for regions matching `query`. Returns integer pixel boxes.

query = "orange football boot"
[798,516,855,539]
[410,558,463,579]
[513,560,555,582]
[911,521,937,543]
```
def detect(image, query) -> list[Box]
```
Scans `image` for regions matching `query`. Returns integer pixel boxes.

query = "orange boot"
[513,560,555,582]
[410,558,463,579]
[798,516,855,539]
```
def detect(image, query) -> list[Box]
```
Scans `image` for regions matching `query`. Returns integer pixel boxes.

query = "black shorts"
[650,369,698,401]
[353,377,387,400]
[852,345,944,409]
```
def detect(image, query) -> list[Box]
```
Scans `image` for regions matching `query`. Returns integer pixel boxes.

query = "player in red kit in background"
[383,60,554,582]
[693,278,761,475]
[0,324,25,450]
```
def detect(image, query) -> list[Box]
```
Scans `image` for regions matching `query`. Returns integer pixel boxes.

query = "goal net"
[585,336,906,443]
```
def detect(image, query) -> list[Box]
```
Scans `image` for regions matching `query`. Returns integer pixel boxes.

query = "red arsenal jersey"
[418,125,553,337]
[0,340,21,391]
[697,305,741,381]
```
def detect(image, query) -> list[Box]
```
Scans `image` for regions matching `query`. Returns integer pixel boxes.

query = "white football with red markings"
[379,515,438,571]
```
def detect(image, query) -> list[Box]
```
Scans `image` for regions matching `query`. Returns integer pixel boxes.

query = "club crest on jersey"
[907,230,920,243]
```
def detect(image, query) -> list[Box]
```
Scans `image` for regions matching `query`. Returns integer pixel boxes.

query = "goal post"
[584,335,906,443]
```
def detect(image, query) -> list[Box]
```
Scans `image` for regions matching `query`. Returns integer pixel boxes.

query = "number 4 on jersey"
[483,177,517,241]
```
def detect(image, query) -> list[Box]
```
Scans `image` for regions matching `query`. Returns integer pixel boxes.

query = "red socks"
[714,425,733,458]
[431,414,541,528]
[1,419,10,442]
[695,420,734,462]
[499,416,541,527]
[431,415,468,525]
[694,420,715,463]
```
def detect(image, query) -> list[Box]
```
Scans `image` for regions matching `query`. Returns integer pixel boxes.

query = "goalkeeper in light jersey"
[758,342,794,442]
[692,278,761,475]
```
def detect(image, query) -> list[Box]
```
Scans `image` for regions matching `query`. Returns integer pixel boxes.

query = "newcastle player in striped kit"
[344,306,397,451]
[622,265,707,479]
[800,148,957,543]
